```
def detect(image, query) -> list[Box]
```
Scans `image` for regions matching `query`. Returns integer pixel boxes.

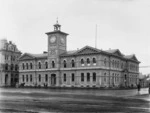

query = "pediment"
[76,46,100,55]
[19,53,35,60]
[131,55,138,61]
[113,50,123,56]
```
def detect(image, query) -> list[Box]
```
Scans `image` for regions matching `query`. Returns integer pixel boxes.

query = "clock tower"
[45,20,68,69]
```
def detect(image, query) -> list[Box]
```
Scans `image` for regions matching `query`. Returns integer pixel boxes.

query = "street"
[0,88,150,113]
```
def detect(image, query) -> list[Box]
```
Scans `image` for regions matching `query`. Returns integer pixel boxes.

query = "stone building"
[19,21,140,88]
[0,39,22,86]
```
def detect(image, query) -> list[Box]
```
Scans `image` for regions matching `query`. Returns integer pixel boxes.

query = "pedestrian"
[137,83,141,94]
[148,83,150,94]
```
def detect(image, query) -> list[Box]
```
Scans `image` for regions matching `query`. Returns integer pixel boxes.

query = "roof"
[60,50,77,56]
[19,53,47,61]
[45,30,68,35]
[27,53,48,58]
[105,49,118,53]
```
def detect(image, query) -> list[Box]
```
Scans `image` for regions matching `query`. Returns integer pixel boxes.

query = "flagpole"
[95,24,97,48]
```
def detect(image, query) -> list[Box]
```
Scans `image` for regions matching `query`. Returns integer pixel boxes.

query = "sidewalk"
[128,93,150,101]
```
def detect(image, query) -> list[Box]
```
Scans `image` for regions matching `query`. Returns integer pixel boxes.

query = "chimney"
[43,51,47,54]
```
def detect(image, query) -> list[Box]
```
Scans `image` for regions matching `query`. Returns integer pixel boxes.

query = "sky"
[0,0,150,74]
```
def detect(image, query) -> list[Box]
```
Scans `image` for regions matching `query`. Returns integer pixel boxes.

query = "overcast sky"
[0,0,150,74]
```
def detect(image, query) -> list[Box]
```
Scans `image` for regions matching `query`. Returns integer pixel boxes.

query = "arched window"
[52,61,55,68]
[71,59,75,67]
[30,63,32,69]
[5,63,8,70]
[87,58,90,64]
[93,72,96,82]
[87,73,90,82]
[26,63,28,69]
[38,62,41,69]
[11,64,14,70]
[63,60,67,68]
[22,63,25,70]
[93,58,96,64]
[81,59,84,65]
[45,62,48,69]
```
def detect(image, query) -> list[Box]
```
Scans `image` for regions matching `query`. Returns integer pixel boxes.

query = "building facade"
[19,22,140,88]
[0,39,22,86]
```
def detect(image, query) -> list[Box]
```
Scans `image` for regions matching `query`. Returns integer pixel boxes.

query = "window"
[5,63,8,70]
[22,75,24,82]
[104,73,106,82]
[93,58,96,64]
[45,74,48,82]
[15,64,18,71]
[26,75,28,82]
[22,63,25,70]
[87,58,90,64]
[52,61,55,68]
[112,60,114,67]
[64,73,66,82]
[30,63,32,69]
[104,58,106,66]
[26,63,28,69]
[63,60,67,68]
[11,64,14,70]
[30,75,32,82]
[81,59,84,65]
[81,73,84,82]
[115,61,117,68]
[38,62,41,69]
[87,73,90,82]
[121,63,123,69]
[117,61,119,68]
[71,60,75,67]
[39,74,41,82]
[45,62,48,69]
[72,73,75,82]
[93,72,96,82]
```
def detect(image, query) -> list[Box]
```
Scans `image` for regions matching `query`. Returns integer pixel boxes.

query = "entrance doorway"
[51,74,56,86]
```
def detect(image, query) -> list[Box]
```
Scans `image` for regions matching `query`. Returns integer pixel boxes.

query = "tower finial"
[56,17,58,24]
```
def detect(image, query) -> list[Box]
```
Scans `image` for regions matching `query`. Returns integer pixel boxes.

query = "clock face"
[50,36,56,43]
[60,37,65,44]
